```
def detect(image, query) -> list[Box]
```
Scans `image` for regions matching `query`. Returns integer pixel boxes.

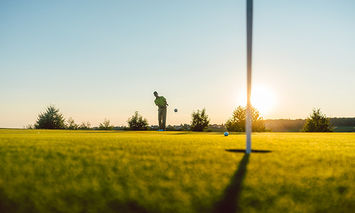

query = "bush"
[225,106,265,132]
[128,112,149,130]
[191,109,210,131]
[66,117,78,130]
[99,119,114,130]
[303,108,333,132]
[35,106,66,129]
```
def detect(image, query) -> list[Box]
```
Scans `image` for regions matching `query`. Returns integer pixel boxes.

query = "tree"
[225,106,265,132]
[78,121,91,130]
[303,108,333,132]
[35,105,66,129]
[191,108,210,131]
[24,124,34,129]
[127,112,149,130]
[99,119,114,130]
[66,117,78,130]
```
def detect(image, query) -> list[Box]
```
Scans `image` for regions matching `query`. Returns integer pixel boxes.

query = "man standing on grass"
[153,91,168,130]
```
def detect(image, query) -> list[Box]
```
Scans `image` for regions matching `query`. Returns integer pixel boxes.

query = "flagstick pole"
[246,0,253,154]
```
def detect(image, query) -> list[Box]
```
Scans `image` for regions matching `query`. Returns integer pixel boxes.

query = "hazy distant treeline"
[265,118,355,132]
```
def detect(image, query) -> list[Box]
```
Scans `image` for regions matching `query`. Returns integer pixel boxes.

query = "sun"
[251,86,277,115]
[236,85,277,116]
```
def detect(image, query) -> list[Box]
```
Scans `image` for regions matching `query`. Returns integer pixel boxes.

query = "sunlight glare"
[236,85,277,116]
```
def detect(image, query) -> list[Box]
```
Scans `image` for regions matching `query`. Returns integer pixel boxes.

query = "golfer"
[153,91,168,130]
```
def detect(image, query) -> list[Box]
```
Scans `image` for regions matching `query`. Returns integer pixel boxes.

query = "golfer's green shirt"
[155,96,167,108]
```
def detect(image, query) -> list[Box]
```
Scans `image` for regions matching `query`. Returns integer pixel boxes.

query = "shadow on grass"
[108,199,148,213]
[225,149,272,153]
[212,154,250,213]
[169,132,190,135]
[0,188,35,213]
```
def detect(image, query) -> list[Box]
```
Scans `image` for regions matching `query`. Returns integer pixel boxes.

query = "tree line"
[29,105,334,132]
[28,106,212,131]
[265,117,355,132]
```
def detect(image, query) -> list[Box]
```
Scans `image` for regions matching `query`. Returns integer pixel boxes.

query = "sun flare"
[237,85,277,116]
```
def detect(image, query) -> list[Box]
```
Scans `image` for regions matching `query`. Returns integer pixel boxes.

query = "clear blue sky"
[1,0,354,128]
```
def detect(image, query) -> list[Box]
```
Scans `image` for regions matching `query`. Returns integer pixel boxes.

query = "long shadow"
[225,149,272,153]
[169,132,190,135]
[213,154,250,213]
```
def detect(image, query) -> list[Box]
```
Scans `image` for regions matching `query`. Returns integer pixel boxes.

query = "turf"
[0,130,354,213]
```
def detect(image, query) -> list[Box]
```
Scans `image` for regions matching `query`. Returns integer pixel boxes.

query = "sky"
[1,0,354,128]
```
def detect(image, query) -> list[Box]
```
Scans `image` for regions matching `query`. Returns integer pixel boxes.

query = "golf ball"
[224,132,229,136]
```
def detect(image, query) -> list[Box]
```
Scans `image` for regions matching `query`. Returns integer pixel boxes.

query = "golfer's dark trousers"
[158,107,167,130]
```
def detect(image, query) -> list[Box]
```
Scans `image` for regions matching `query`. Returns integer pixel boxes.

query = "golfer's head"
[153,91,158,97]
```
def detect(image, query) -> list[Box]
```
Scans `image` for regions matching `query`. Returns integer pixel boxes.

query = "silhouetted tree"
[225,106,265,132]
[35,105,66,129]
[191,108,210,131]
[303,108,332,132]
[127,112,149,130]
[78,121,91,130]
[24,124,34,129]
[66,117,78,130]
[99,119,114,130]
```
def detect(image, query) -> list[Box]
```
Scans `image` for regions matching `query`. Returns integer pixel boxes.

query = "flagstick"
[246,0,253,154]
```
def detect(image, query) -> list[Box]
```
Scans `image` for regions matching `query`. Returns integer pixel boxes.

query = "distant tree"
[264,119,305,132]
[191,108,210,131]
[180,124,191,131]
[113,126,129,130]
[24,124,34,129]
[303,108,333,132]
[99,119,114,130]
[66,117,78,130]
[226,106,245,132]
[225,106,265,132]
[78,121,91,130]
[166,125,176,131]
[127,111,149,130]
[329,118,355,127]
[35,105,66,129]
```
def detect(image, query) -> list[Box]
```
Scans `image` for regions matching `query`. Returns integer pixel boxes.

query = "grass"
[0,130,354,213]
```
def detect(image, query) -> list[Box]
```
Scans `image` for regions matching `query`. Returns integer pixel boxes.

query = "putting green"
[0,130,354,212]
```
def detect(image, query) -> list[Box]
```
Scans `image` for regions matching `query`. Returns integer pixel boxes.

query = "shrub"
[66,117,78,130]
[191,108,210,131]
[225,106,265,132]
[303,108,333,132]
[35,105,66,129]
[99,119,114,130]
[127,111,149,130]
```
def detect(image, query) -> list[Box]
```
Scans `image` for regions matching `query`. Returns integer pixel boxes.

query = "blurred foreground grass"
[0,130,354,212]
